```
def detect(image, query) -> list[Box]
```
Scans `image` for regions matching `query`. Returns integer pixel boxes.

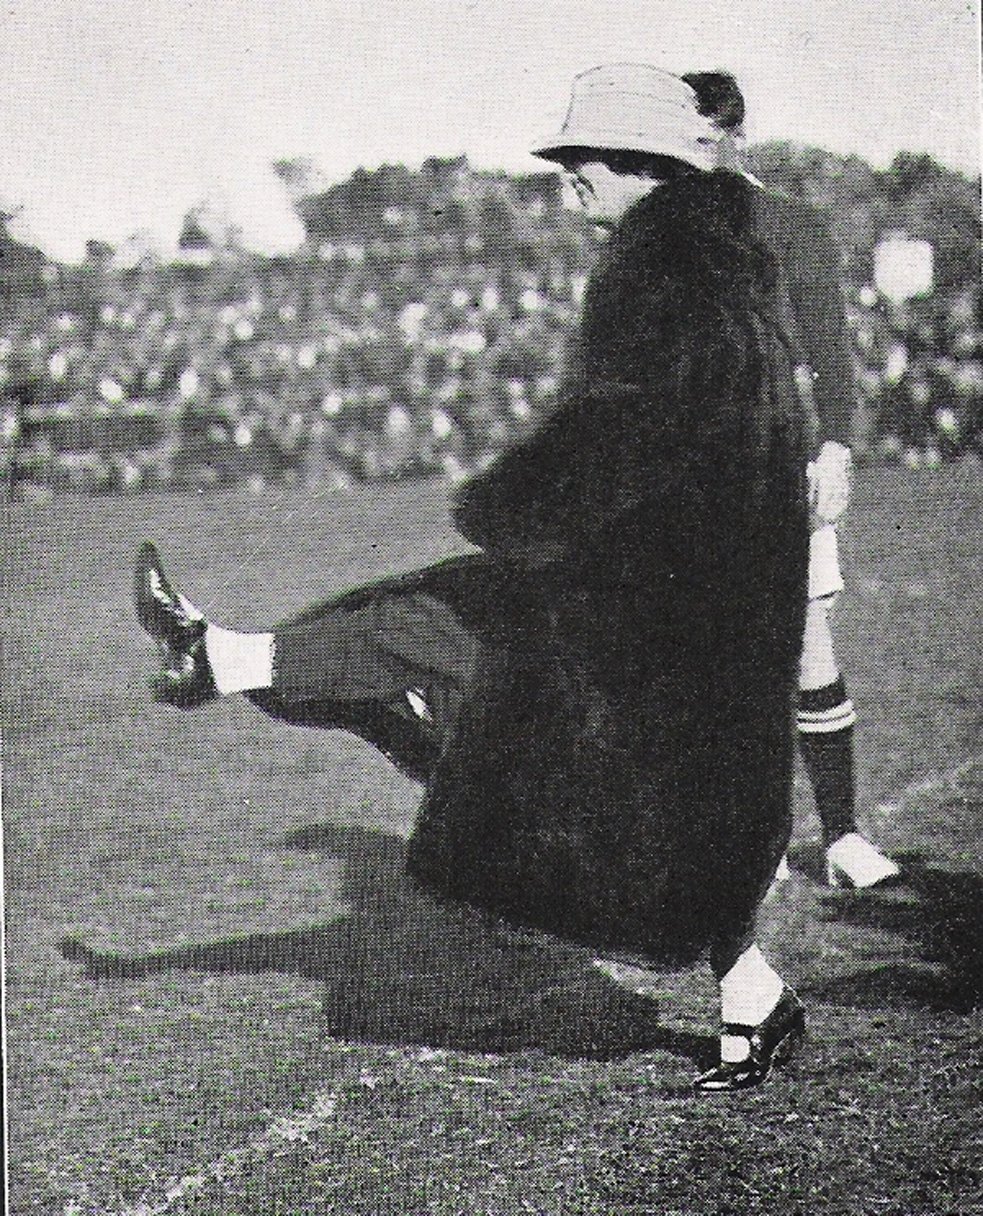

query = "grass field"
[3,466,982,1216]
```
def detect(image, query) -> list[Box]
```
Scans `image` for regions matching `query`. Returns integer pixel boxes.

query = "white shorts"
[808,524,844,600]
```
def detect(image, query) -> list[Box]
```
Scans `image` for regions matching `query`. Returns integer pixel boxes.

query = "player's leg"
[798,593,899,888]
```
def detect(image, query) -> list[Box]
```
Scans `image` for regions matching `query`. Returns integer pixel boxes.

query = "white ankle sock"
[205,624,274,695]
[719,944,785,1030]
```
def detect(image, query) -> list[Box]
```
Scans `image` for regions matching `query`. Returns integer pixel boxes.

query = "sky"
[1,0,980,262]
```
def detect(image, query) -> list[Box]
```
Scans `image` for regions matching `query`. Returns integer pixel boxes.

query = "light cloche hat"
[532,63,720,171]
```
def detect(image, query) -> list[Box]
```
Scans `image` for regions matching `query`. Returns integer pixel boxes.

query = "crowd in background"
[1,149,980,498]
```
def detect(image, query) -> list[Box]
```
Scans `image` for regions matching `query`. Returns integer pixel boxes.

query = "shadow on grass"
[59,822,711,1065]
[802,854,983,1013]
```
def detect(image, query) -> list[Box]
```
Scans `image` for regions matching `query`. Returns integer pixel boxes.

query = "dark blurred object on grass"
[59,822,711,1064]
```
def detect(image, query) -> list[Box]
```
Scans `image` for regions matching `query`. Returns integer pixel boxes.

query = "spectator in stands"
[682,69,900,890]
[137,64,813,1092]
[5,154,976,493]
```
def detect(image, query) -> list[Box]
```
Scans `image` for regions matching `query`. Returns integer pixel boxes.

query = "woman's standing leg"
[693,917,804,1092]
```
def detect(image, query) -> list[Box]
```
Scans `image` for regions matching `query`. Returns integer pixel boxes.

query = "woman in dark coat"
[414,165,810,943]
[137,66,810,1089]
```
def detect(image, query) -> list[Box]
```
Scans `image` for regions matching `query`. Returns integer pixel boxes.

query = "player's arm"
[788,210,856,453]
[788,210,855,541]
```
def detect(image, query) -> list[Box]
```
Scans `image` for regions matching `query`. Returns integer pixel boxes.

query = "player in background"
[681,71,900,889]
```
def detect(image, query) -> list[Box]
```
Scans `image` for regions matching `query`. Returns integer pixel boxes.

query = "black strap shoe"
[135,543,217,708]
[693,988,805,1092]
[135,541,204,649]
[149,637,217,708]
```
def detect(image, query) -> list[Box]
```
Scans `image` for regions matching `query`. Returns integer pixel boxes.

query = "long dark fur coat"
[403,171,810,966]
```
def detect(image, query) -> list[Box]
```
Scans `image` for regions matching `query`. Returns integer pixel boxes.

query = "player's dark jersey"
[750,188,855,447]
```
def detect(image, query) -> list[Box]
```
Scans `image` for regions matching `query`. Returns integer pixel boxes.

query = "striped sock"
[797,676,857,844]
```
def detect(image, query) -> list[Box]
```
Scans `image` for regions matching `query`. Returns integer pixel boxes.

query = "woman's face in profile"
[565,160,656,227]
